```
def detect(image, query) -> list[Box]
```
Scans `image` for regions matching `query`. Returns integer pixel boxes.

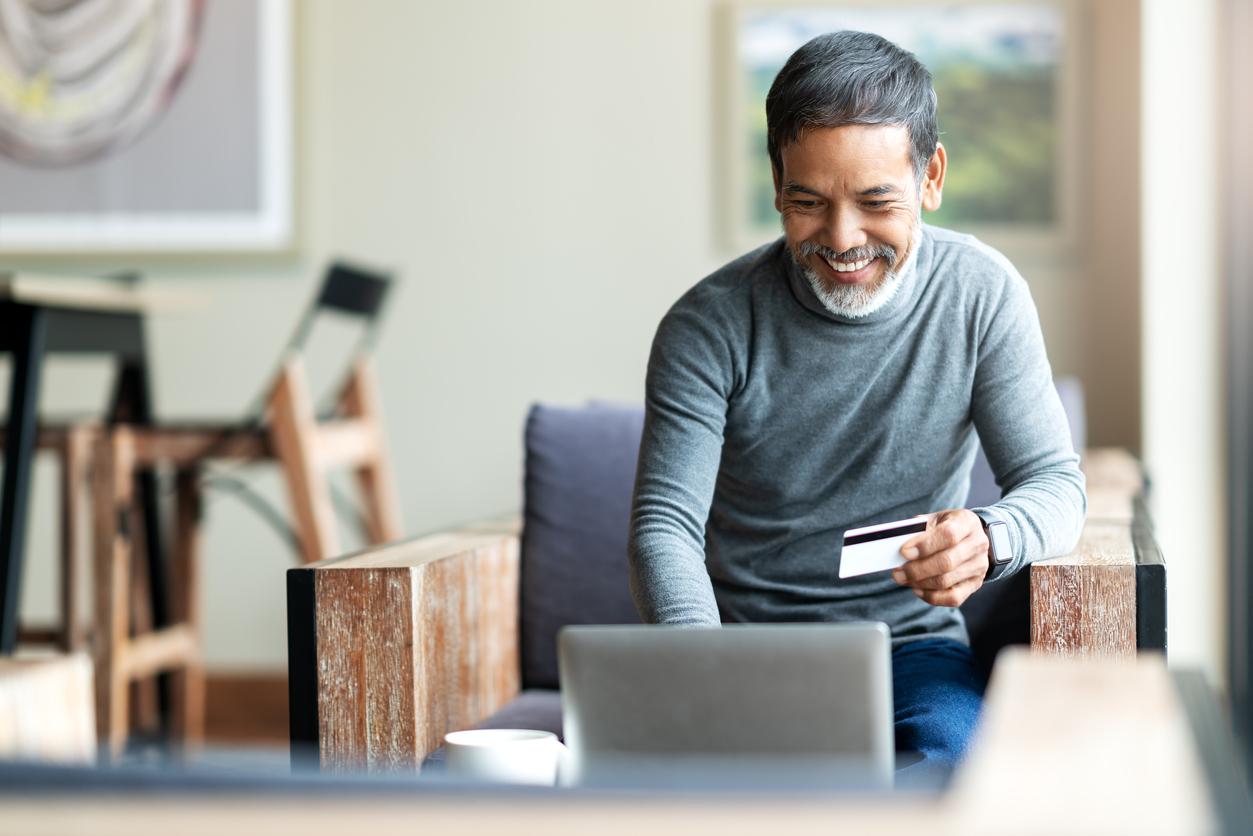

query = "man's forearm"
[970,269,1089,581]
[628,526,721,625]
[628,425,725,623]
[629,304,735,625]
[972,452,1087,580]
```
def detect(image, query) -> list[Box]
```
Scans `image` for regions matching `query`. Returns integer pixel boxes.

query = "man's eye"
[790,200,818,208]
[862,200,889,209]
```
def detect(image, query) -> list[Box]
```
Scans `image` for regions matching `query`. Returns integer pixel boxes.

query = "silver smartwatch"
[976,512,1013,581]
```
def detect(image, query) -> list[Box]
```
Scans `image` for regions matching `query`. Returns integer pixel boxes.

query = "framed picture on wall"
[0,0,292,253]
[716,0,1080,253]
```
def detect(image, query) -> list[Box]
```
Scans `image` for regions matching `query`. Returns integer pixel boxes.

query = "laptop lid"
[558,622,893,789]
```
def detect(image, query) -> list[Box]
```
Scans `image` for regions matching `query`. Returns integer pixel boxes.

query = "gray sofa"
[454,379,1087,742]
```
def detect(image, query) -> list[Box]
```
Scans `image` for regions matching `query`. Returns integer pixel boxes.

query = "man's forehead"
[782,180,905,197]
[779,124,914,182]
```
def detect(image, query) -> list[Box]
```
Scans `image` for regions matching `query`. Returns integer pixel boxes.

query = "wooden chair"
[3,424,170,742]
[3,423,170,744]
[92,429,202,753]
[88,261,404,756]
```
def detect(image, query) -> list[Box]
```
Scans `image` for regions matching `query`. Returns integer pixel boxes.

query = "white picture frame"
[0,0,293,253]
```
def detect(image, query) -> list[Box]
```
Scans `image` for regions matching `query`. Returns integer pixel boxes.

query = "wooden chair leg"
[169,467,205,746]
[341,359,403,545]
[93,428,135,758]
[268,358,340,563]
[58,425,93,653]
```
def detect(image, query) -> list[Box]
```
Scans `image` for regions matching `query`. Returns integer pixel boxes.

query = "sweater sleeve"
[627,298,735,624]
[969,267,1088,580]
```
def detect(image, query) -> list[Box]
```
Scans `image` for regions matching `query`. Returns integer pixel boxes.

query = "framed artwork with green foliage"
[716,0,1079,253]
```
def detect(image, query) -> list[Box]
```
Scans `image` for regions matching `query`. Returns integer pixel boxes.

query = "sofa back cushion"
[520,403,643,689]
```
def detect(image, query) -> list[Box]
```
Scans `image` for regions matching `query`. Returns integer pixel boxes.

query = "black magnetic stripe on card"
[841,521,927,547]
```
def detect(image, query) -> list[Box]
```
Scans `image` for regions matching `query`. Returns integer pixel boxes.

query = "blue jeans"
[892,638,988,780]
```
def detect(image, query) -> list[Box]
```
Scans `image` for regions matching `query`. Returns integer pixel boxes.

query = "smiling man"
[628,31,1086,772]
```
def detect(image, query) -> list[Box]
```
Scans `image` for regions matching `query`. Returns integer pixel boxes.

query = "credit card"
[838,517,929,579]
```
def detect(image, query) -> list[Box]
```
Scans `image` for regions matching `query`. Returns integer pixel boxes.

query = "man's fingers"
[901,515,966,558]
[913,576,983,608]
[910,554,986,590]
[894,535,985,587]
[891,509,989,591]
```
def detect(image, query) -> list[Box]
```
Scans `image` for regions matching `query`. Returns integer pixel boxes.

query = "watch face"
[988,521,1012,565]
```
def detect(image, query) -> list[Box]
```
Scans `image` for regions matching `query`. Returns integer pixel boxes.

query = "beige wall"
[1141,0,1225,683]
[10,0,1143,669]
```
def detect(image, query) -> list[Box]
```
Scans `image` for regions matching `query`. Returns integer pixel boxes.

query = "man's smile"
[817,252,881,285]
[795,238,899,294]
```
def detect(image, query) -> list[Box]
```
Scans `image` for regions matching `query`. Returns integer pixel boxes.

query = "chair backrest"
[289,261,391,350]
[519,379,1086,686]
[283,262,392,414]
[221,261,394,430]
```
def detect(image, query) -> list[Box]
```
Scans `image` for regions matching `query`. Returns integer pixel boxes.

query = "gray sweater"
[628,224,1086,647]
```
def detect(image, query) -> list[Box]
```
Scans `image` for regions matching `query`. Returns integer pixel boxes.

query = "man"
[627,31,1086,771]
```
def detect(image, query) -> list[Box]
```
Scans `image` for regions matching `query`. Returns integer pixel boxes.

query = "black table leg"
[0,306,47,653]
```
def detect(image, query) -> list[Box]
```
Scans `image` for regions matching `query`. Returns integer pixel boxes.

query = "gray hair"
[766,31,939,183]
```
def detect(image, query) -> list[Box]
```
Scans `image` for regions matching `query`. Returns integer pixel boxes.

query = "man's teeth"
[825,255,873,273]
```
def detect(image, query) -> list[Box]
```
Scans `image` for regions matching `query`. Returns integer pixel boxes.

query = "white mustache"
[797,241,896,264]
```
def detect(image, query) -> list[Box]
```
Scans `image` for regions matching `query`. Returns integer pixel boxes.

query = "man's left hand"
[892,509,988,607]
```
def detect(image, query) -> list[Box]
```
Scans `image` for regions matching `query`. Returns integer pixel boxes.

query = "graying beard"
[793,252,903,319]
[790,225,922,319]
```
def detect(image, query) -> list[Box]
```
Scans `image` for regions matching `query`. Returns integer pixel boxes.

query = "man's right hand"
[892,509,989,608]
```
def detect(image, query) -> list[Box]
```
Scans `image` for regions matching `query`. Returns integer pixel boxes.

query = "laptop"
[558,622,894,790]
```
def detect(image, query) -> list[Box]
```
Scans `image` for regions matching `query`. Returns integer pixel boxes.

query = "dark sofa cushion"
[477,689,564,738]
[520,403,643,689]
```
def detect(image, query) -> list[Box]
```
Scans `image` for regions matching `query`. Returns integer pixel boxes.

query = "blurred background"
[0,0,1243,753]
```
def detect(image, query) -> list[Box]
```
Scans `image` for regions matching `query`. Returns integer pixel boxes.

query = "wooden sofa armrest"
[287,514,522,772]
[1030,448,1165,656]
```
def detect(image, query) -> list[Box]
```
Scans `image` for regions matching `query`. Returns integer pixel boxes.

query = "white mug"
[443,728,568,786]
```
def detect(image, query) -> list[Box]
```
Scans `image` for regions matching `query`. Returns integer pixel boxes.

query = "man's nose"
[825,207,868,255]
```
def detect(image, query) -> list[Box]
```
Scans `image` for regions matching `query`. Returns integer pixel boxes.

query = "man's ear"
[920,142,947,212]
[772,162,783,213]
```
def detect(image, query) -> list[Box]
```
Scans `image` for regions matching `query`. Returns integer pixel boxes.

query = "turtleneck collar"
[783,223,935,326]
